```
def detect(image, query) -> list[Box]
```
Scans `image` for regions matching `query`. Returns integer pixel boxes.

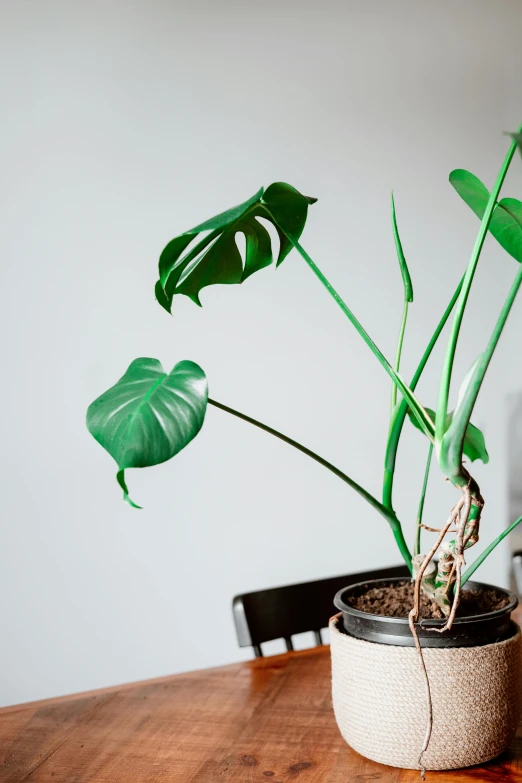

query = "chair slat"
[232,564,410,657]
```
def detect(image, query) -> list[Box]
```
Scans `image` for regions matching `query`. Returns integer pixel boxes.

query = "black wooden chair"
[232,564,410,657]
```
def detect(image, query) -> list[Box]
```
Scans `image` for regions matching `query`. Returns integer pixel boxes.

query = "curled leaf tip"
[117,470,142,510]
[123,493,142,509]
[154,280,173,314]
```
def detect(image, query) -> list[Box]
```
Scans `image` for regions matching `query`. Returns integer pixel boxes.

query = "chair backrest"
[232,563,410,657]
[513,550,522,595]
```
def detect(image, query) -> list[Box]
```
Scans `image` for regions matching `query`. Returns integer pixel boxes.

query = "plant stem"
[382,275,464,510]
[414,442,433,557]
[262,207,434,440]
[435,131,521,451]
[285,236,433,439]
[391,300,409,414]
[461,515,522,586]
[480,262,522,378]
[208,397,412,569]
[442,263,522,480]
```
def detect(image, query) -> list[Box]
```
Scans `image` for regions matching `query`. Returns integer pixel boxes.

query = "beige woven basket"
[330,613,522,770]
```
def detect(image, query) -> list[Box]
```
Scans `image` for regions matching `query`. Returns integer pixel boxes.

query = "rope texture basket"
[330,613,522,770]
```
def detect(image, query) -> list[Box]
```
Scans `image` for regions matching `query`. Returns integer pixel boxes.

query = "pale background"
[2,0,522,707]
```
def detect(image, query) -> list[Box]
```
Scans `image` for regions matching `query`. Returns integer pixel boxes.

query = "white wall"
[2,0,522,707]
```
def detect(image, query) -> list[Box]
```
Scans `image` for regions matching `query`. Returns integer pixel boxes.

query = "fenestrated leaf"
[86,358,208,507]
[407,404,489,464]
[391,193,413,303]
[449,169,522,263]
[156,182,316,311]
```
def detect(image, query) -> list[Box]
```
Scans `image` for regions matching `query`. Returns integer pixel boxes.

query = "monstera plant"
[87,133,522,627]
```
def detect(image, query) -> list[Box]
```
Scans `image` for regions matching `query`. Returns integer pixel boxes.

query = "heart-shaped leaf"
[449,169,522,263]
[155,182,316,311]
[86,358,208,507]
[407,404,488,464]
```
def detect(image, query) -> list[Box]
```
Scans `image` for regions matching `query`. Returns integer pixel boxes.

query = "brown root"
[428,485,471,634]
[421,524,458,533]
[409,478,483,775]
[409,498,464,772]
[408,610,432,777]
[412,499,464,622]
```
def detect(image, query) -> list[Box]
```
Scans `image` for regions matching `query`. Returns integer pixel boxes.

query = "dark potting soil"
[346,580,509,620]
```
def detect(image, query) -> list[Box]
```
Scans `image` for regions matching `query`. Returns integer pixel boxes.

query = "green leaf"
[449,169,522,263]
[391,193,413,303]
[407,404,488,465]
[438,353,489,474]
[86,358,208,507]
[156,182,316,311]
[454,418,488,464]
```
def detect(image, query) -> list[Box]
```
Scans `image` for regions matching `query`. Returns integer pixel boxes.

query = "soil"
[346,580,510,620]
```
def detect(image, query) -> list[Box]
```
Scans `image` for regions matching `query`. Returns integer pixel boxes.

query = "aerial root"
[421,523,457,533]
[409,480,484,776]
[409,497,465,774]
[427,484,472,634]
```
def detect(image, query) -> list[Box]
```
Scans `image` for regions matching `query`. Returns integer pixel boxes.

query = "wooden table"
[1,642,521,783]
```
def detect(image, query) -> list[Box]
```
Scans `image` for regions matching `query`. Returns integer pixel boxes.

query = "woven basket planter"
[330,613,522,770]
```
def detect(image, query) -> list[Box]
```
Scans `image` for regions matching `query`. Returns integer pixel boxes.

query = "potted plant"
[86,129,522,773]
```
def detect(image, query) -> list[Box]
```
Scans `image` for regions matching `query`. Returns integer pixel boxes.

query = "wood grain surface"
[1,631,522,783]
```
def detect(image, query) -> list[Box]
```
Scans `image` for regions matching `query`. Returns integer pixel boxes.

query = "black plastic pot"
[334,576,518,647]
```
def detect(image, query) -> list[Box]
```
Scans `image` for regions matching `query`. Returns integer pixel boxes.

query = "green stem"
[414,442,433,557]
[273,231,433,440]
[480,263,522,380]
[435,130,521,451]
[442,263,522,478]
[391,300,409,414]
[208,397,412,569]
[382,275,464,510]
[461,515,522,586]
